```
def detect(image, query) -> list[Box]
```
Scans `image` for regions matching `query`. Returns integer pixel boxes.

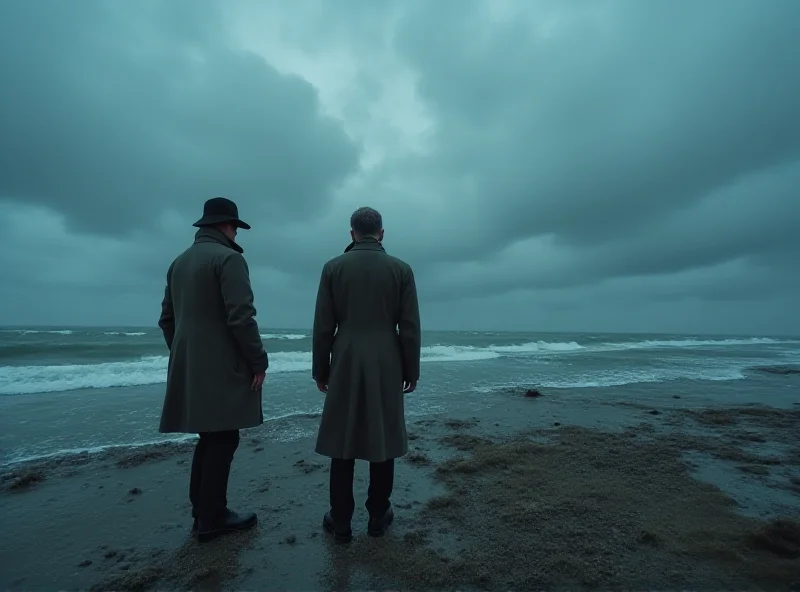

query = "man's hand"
[316,380,328,394]
[252,372,266,391]
[403,381,417,394]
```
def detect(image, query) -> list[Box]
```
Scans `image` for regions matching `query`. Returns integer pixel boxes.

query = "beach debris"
[3,469,45,492]
[414,418,439,427]
[404,529,429,545]
[444,419,479,430]
[293,459,323,474]
[92,566,164,592]
[738,465,770,475]
[749,519,800,558]
[405,452,432,465]
[637,531,661,546]
[524,389,542,398]
[427,494,461,510]
[117,449,169,469]
[753,366,800,376]
[128,487,142,495]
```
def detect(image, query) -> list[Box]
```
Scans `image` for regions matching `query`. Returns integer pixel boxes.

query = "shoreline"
[2,394,799,590]
[0,410,325,469]
[3,362,798,468]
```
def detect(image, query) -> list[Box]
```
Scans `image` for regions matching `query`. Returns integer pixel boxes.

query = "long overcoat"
[312,237,422,462]
[158,227,268,434]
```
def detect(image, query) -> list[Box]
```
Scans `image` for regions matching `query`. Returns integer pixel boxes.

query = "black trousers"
[189,430,240,521]
[329,458,394,527]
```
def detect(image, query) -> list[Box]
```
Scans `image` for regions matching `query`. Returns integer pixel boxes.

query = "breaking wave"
[1,336,795,396]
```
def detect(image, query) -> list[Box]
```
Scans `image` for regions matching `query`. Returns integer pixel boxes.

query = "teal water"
[1,327,798,464]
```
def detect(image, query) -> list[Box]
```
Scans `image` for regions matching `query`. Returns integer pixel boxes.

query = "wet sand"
[2,395,799,590]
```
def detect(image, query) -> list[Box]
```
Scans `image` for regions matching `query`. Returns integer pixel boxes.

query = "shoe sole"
[197,516,257,543]
[323,520,353,543]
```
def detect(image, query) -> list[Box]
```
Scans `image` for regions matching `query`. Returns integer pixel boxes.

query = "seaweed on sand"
[346,425,800,590]
[2,469,45,492]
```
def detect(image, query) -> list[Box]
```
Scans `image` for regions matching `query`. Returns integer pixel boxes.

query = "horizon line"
[0,324,798,339]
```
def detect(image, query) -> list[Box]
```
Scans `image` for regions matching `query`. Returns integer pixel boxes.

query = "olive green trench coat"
[157,228,268,434]
[312,237,422,462]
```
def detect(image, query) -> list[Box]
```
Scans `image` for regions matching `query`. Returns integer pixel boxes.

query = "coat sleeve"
[219,253,269,374]
[399,265,422,383]
[312,262,336,384]
[157,262,175,350]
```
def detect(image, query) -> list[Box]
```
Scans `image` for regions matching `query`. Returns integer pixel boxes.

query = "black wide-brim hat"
[193,197,251,230]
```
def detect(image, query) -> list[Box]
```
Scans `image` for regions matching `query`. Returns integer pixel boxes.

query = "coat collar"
[194,227,244,254]
[344,236,385,253]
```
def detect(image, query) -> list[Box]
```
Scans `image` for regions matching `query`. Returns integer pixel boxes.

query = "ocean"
[1,327,799,465]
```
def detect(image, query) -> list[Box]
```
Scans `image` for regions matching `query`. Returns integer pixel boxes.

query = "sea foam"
[0,337,794,396]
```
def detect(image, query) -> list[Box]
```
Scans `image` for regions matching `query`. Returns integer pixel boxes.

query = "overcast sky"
[1,0,798,335]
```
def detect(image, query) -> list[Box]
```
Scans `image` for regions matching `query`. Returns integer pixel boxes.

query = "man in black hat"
[158,197,268,543]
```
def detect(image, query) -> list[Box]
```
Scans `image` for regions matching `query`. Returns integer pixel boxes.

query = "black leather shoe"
[368,505,394,537]
[323,511,353,543]
[197,509,257,543]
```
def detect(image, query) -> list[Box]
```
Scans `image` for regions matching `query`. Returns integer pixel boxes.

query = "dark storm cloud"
[0,0,359,236]
[386,0,800,265]
[0,0,798,333]
[235,0,800,301]
[381,155,799,304]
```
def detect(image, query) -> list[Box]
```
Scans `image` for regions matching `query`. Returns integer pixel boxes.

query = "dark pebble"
[553,422,561,427]
[648,410,661,415]
[129,487,142,495]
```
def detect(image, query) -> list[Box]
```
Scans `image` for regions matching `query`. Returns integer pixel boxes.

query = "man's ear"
[378,229,385,241]
[350,229,356,241]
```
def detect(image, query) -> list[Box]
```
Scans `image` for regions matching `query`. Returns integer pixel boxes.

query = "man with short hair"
[158,197,268,543]
[312,206,422,543]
